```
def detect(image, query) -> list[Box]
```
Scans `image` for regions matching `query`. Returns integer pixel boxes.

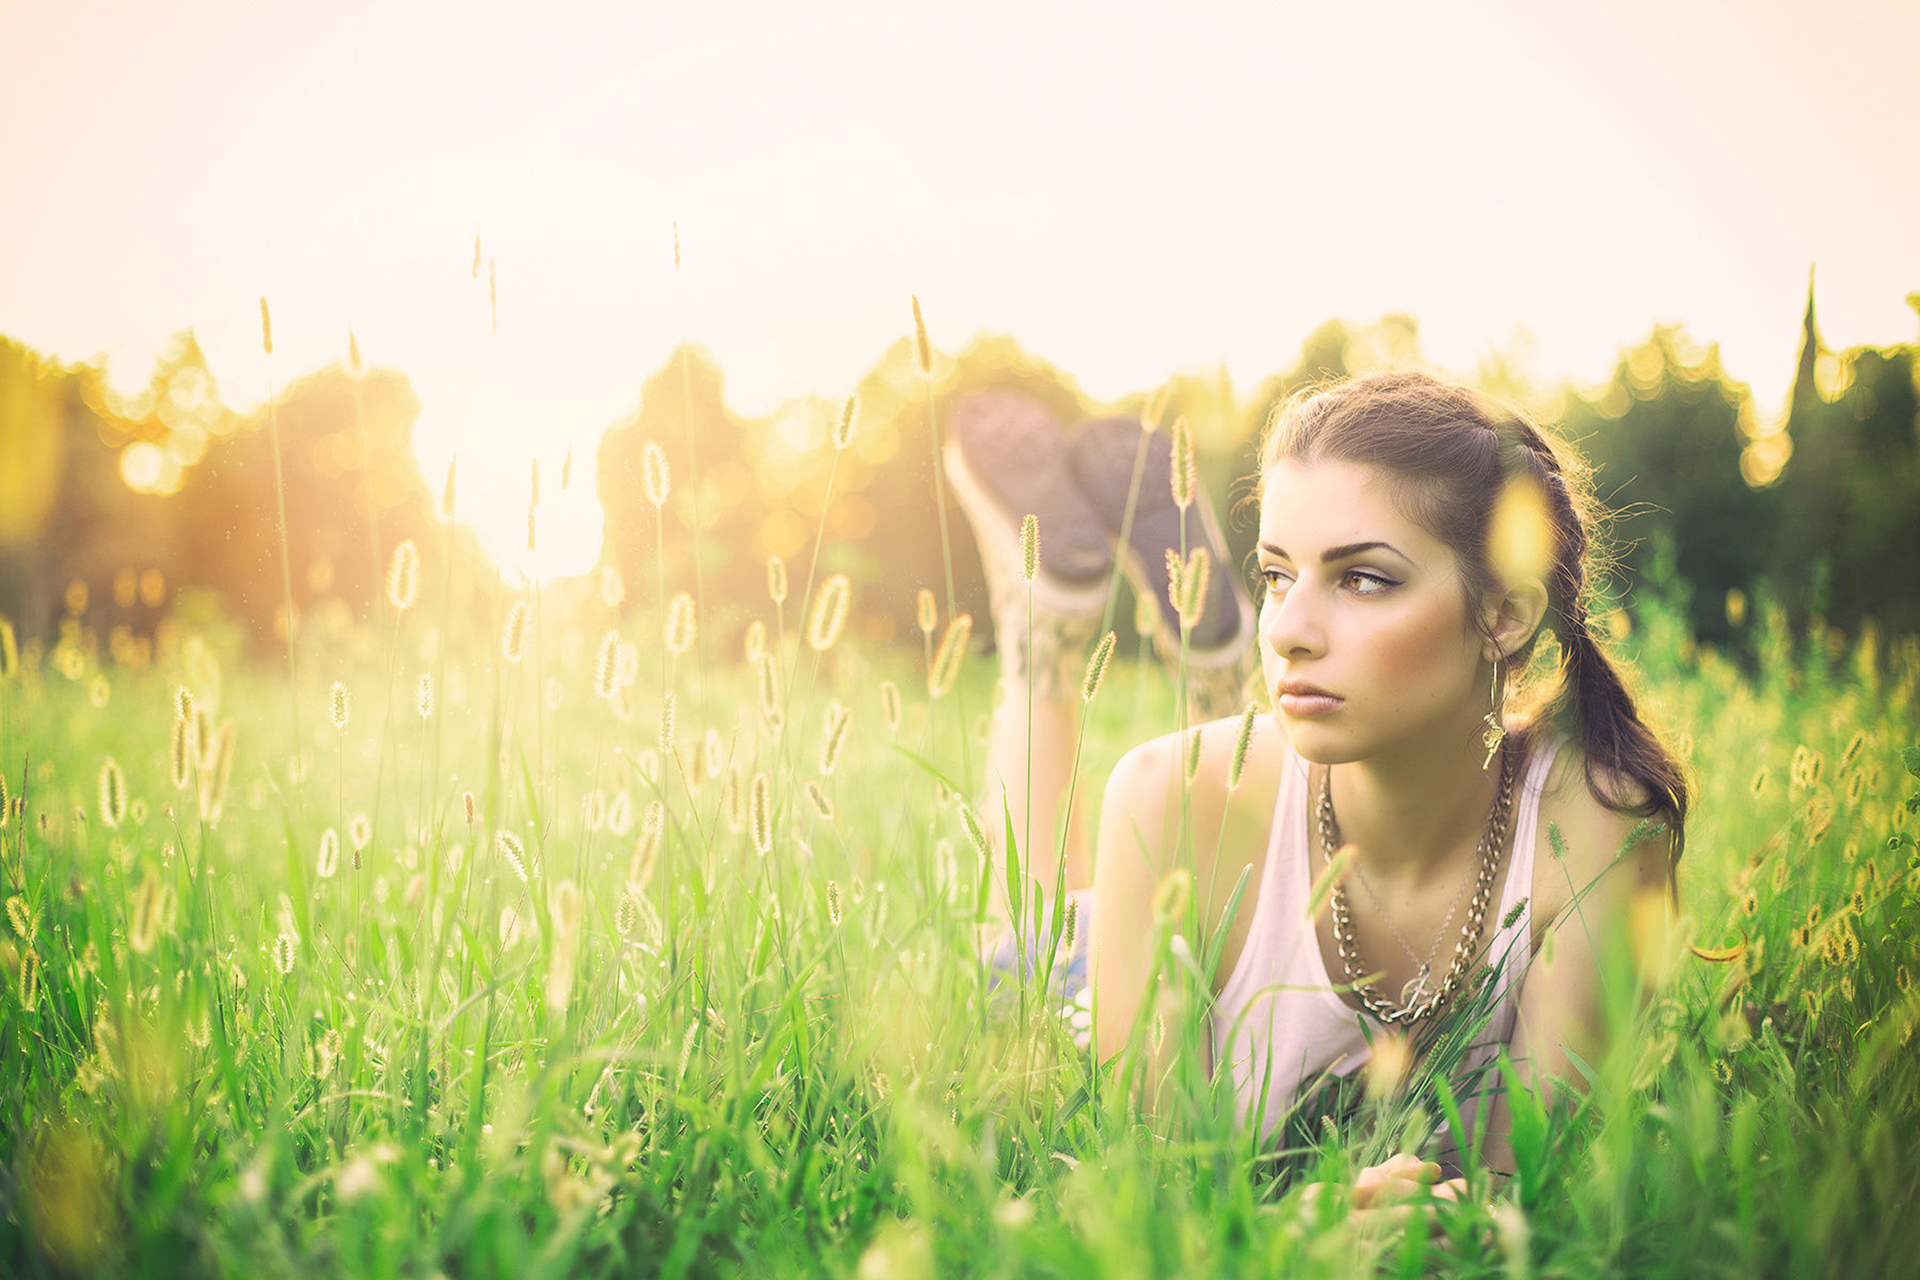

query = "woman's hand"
[1301,1153,1466,1232]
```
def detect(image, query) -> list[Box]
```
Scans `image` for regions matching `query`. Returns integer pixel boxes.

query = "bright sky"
[4,0,1916,578]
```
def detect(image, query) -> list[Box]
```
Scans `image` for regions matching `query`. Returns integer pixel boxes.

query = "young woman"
[948,371,1688,1212]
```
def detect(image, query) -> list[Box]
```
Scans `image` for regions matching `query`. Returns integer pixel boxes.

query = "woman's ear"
[1482,578,1550,661]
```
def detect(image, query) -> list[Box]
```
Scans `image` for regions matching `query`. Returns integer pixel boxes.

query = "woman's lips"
[1278,692,1344,716]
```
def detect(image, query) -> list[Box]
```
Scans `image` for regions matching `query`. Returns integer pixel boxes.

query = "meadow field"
[2,545,1918,1279]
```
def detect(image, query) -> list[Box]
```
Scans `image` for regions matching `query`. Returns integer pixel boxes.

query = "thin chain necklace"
[1349,837,1474,1008]
[1317,742,1519,1025]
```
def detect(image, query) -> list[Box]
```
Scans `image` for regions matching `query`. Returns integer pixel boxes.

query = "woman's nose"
[1262,582,1322,658]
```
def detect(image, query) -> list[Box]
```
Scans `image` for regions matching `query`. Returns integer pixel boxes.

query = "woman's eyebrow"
[1259,539,1408,564]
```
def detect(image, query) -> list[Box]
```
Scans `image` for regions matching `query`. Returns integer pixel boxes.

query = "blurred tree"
[1558,324,1774,653]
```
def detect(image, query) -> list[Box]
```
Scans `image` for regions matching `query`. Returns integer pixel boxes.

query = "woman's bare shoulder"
[1099,710,1290,880]
[1533,733,1669,910]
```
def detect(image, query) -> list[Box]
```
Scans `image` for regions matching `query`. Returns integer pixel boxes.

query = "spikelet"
[386,540,421,611]
[767,556,788,605]
[1152,868,1193,927]
[416,672,434,719]
[18,950,37,1011]
[1749,766,1769,799]
[97,757,126,829]
[7,895,33,942]
[271,932,297,975]
[911,295,932,374]
[1229,702,1258,789]
[1164,548,1184,616]
[703,729,725,782]
[1184,728,1204,783]
[0,617,16,680]
[1170,415,1195,510]
[442,457,458,519]
[757,654,781,722]
[658,694,676,753]
[329,681,350,730]
[929,614,973,697]
[0,770,8,824]
[173,685,193,720]
[723,764,745,833]
[463,791,477,825]
[805,780,835,822]
[1020,515,1039,582]
[629,801,666,888]
[819,701,852,776]
[666,593,696,656]
[959,805,991,864]
[350,812,371,851]
[1841,730,1869,772]
[916,589,938,637]
[808,575,851,652]
[615,641,639,689]
[606,788,632,835]
[1082,632,1117,703]
[827,880,844,928]
[595,629,621,699]
[165,717,191,786]
[259,297,273,355]
[317,828,340,879]
[502,602,531,663]
[615,891,639,938]
[749,772,773,854]
[744,619,767,663]
[497,831,529,884]
[1176,547,1211,630]
[600,564,626,609]
[527,508,537,552]
[641,441,671,507]
[834,396,858,450]
[880,680,902,733]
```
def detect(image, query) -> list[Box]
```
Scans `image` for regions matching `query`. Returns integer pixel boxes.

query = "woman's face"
[1255,457,1488,764]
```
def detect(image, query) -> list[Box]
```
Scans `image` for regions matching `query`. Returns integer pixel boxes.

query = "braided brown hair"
[1258,370,1687,877]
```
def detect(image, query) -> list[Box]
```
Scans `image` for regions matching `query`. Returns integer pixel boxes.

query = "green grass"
[1,572,1917,1279]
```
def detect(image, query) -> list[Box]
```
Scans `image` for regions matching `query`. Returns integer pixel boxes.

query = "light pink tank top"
[1210,734,1560,1140]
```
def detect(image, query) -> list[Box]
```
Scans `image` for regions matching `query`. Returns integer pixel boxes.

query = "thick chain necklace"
[1317,743,1519,1025]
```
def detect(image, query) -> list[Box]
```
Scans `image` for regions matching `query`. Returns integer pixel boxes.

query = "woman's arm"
[1087,737,1204,1094]
[1476,789,1677,1178]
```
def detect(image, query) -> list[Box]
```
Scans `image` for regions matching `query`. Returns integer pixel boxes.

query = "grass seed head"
[1081,632,1117,703]
[6,895,33,941]
[724,764,745,833]
[835,396,857,450]
[881,680,902,733]
[916,589,937,636]
[386,540,420,612]
[1020,515,1039,582]
[929,614,973,697]
[1177,547,1211,630]
[767,556,788,605]
[641,441,671,507]
[317,829,340,879]
[630,803,665,888]
[808,575,852,652]
[97,758,126,829]
[600,565,625,609]
[1170,415,1196,510]
[416,673,434,719]
[442,457,458,519]
[1229,702,1258,789]
[1184,729,1203,783]
[616,891,638,938]
[259,297,272,355]
[271,932,296,975]
[497,831,529,884]
[819,701,852,776]
[805,780,835,822]
[328,682,350,731]
[745,619,766,663]
[350,813,371,850]
[502,602,531,664]
[1063,896,1079,955]
[463,791,476,825]
[704,729,725,781]
[757,654,781,722]
[174,686,193,721]
[666,593,697,656]
[827,879,843,927]
[595,630,621,699]
[658,694,676,753]
[750,772,773,854]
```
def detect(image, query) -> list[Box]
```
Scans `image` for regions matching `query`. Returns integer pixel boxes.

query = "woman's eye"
[1257,566,1394,595]
[1346,571,1395,595]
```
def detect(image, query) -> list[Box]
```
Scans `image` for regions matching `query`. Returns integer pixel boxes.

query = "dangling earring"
[1480,655,1506,771]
